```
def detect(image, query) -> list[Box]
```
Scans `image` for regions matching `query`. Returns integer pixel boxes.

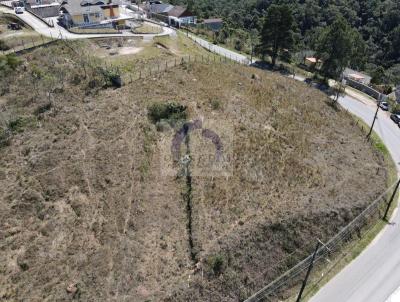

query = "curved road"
[310,92,400,302]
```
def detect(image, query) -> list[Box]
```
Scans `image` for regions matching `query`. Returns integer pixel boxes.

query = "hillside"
[0,39,387,301]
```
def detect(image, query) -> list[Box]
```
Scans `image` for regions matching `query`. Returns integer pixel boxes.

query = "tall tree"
[316,17,365,79]
[259,4,295,66]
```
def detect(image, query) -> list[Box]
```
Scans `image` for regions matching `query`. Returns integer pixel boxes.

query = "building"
[200,18,222,31]
[60,0,121,27]
[166,5,196,26]
[343,68,371,85]
[147,3,195,27]
[304,57,322,69]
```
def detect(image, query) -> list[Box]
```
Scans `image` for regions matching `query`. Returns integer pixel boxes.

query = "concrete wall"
[345,78,385,101]
[29,5,60,18]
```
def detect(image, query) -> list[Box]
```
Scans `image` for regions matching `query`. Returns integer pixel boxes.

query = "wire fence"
[245,179,399,302]
[119,52,249,85]
[1,35,56,55]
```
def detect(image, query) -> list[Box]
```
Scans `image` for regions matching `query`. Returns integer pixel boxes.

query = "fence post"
[383,179,400,221]
[296,241,321,302]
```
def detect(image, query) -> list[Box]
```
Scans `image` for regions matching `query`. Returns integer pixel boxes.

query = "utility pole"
[366,104,380,140]
[296,241,321,302]
[383,179,400,221]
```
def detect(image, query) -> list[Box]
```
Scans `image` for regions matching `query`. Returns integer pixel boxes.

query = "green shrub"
[211,99,221,110]
[148,102,187,127]
[34,102,52,116]
[0,54,21,76]
[0,128,11,147]
[0,40,9,51]
[102,69,122,88]
[8,116,35,133]
[207,254,225,275]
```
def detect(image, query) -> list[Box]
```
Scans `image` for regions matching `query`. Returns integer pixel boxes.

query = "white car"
[14,7,24,14]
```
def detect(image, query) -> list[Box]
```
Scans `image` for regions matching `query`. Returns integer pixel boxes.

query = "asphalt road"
[310,93,400,302]
[187,33,250,64]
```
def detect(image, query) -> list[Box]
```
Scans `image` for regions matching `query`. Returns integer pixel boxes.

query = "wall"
[345,78,385,100]
[29,5,60,18]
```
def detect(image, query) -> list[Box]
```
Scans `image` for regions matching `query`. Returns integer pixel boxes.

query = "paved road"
[0,6,173,39]
[187,33,250,64]
[310,93,400,302]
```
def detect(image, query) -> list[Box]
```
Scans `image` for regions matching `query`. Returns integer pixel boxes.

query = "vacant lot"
[0,40,387,301]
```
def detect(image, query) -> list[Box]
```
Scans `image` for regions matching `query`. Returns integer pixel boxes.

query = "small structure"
[200,18,222,31]
[60,0,124,27]
[304,57,322,69]
[343,68,371,85]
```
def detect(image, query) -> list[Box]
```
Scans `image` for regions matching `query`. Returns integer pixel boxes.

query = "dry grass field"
[0,39,387,301]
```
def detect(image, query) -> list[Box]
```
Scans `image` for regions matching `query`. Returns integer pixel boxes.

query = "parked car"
[14,7,24,14]
[390,114,400,124]
[379,101,389,111]
[7,22,21,30]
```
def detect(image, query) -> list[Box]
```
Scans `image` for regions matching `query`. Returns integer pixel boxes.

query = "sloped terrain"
[0,41,386,301]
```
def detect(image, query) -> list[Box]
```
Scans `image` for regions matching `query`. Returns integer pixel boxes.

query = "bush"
[0,40,9,51]
[34,102,52,116]
[148,102,187,128]
[207,254,225,275]
[0,128,11,147]
[211,99,221,110]
[0,54,21,76]
[102,69,122,88]
[8,116,35,133]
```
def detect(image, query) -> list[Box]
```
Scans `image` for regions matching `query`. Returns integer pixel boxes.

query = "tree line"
[169,0,400,85]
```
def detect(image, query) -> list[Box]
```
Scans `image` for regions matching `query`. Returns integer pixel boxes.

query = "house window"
[83,14,90,23]
[35,0,42,4]
[95,12,101,18]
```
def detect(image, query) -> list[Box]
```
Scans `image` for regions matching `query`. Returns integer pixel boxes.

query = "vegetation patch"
[148,102,187,128]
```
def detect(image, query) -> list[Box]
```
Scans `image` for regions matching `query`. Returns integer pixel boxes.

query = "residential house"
[304,57,322,69]
[148,3,173,17]
[166,5,196,26]
[200,18,223,31]
[60,0,121,27]
[148,3,195,27]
